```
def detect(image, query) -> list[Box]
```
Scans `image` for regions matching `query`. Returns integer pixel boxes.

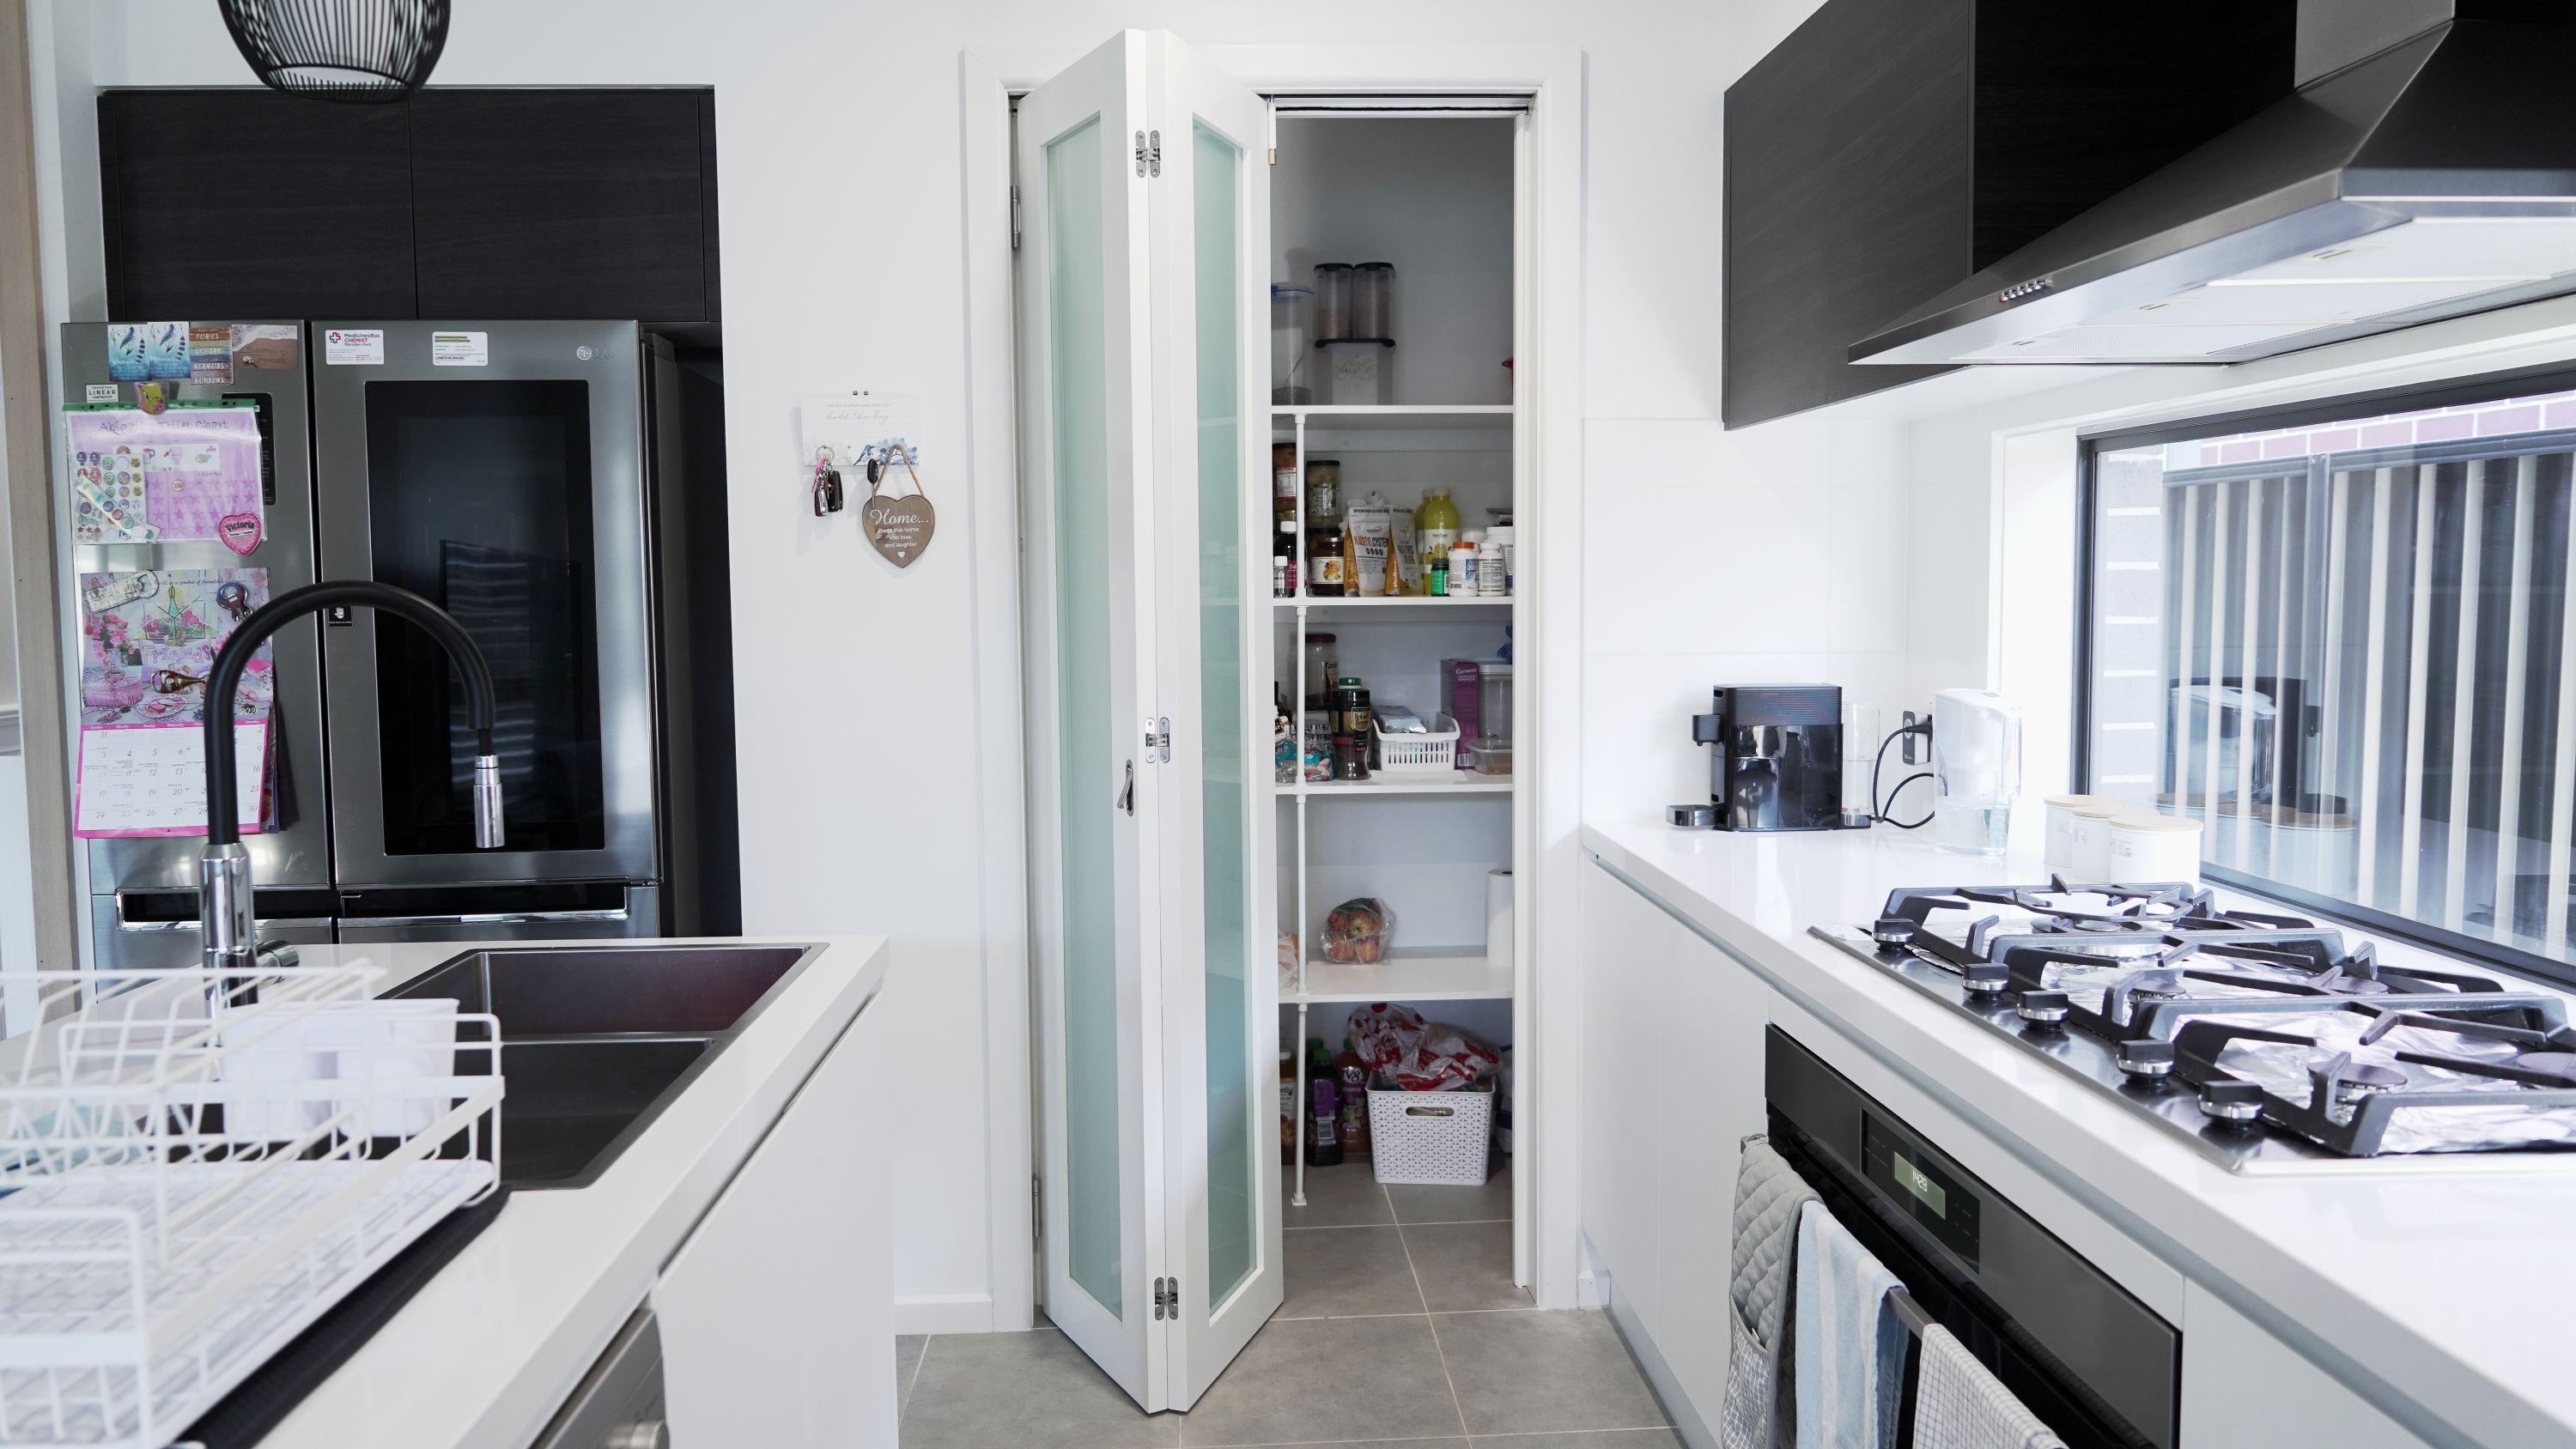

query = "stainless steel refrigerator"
[61,319,737,967]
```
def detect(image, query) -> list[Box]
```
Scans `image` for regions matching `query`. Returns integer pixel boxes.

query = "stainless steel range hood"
[1851,2,2576,367]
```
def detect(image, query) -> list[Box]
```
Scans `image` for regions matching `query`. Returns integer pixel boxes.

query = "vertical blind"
[2090,428,2576,966]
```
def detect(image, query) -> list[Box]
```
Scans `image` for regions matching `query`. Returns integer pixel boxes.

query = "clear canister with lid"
[1301,633,1340,696]
[1352,262,1394,339]
[1312,264,1353,341]
[1473,662,1514,775]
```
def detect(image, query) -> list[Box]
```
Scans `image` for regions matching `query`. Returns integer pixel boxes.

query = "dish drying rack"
[0,965,501,1448]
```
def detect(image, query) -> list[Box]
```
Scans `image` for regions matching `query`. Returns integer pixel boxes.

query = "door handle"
[1118,760,1135,816]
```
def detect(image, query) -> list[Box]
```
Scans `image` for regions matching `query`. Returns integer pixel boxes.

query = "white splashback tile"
[1585,484,1833,655]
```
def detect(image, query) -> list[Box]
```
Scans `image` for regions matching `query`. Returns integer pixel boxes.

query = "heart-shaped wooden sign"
[861,490,936,567]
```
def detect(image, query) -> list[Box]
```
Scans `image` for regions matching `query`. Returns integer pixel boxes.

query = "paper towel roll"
[1486,868,1515,972]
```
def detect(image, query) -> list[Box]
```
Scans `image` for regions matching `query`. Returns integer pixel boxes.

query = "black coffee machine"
[1681,685,1844,832]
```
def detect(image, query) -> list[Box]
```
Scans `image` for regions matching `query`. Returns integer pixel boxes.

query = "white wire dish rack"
[0,965,501,1448]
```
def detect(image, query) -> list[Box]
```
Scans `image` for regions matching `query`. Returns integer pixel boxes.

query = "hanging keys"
[812,448,846,517]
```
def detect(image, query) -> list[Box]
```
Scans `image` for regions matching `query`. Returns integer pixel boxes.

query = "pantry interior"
[1267,106,1529,1287]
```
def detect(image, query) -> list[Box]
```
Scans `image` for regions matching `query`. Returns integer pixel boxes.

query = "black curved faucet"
[199,581,506,980]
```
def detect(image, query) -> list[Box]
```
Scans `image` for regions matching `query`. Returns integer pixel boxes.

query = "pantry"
[1266,112,1524,1240]
[1007,33,1549,1414]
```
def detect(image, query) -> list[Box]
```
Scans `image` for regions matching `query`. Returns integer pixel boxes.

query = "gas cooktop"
[1810,879,2576,1168]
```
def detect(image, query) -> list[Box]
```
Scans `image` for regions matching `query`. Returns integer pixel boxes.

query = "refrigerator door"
[311,321,661,894]
[58,321,331,894]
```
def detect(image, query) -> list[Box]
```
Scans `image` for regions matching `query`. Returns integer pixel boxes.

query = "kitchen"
[0,0,2573,1446]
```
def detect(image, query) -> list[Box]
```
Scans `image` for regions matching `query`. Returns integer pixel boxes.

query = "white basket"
[1367,1080,1494,1185]
[0,966,502,1447]
[1371,714,1461,778]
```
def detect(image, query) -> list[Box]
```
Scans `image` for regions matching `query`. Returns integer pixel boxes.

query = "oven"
[1765,1027,2180,1449]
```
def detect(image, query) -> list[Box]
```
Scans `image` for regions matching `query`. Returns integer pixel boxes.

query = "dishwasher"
[1765,1026,2180,1449]
[532,1307,670,1449]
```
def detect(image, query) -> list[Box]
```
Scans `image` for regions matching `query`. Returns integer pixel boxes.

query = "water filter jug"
[1931,688,2022,856]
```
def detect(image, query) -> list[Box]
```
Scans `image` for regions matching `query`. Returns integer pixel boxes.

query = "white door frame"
[960,39,1586,1326]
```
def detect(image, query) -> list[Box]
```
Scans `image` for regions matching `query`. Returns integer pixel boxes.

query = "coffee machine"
[1679,685,1844,832]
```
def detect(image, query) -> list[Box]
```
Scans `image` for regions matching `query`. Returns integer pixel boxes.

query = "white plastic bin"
[1369,1080,1495,1185]
[1372,713,1461,778]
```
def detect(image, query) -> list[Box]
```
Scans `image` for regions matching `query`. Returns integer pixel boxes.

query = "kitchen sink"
[388,943,823,1189]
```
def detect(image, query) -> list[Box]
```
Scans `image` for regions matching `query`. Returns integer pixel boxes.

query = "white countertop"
[243,932,889,1449]
[1583,815,2576,1449]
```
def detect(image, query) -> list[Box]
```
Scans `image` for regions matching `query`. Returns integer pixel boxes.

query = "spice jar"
[1333,677,1371,782]
[1273,443,1298,519]
[1303,458,1340,520]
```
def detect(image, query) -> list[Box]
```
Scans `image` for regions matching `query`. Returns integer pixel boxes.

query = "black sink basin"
[388,943,822,1189]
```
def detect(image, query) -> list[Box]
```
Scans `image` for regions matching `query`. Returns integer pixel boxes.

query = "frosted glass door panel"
[1194,118,1255,1308]
[1048,113,1124,1319]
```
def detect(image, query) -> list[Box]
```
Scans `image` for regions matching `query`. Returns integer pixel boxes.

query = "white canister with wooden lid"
[2044,793,2112,874]
[2110,810,2204,885]
[2067,800,2127,881]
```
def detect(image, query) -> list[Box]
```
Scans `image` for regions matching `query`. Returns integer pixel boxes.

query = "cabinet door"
[1578,859,1775,1432]
[656,997,893,1447]
[1018,28,1277,1415]
[409,90,710,321]
[99,90,416,319]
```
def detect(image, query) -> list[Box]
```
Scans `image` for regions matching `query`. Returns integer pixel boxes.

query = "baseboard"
[1603,1293,1716,1449]
[893,1293,994,1336]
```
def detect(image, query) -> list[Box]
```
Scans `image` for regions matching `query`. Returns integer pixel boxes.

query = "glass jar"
[1270,285,1314,403]
[1303,458,1340,520]
[1273,443,1298,518]
[1312,264,1353,342]
[1352,262,1394,339]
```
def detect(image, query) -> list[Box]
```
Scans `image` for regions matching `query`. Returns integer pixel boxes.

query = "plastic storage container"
[1321,340,1386,404]
[1473,663,1514,775]
[1271,285,1314,403]
[1352,262,1395,338]
[1369,1081,1496,1185]
[1312,263,1352,340]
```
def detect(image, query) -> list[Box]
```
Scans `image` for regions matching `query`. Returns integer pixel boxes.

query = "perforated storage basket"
[1367,1080,1494,1185]
[1371,713,1461,779]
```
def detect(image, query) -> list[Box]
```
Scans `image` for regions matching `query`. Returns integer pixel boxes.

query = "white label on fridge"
[323,329,386,366]
[83,384,118,404]
[430,330,489,367]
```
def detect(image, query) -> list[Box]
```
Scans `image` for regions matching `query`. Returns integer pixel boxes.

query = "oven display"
[1890,1151,1946,1216]
[1863,1115,1980,1265]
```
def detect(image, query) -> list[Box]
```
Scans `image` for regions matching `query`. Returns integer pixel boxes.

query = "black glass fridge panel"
[364,380,606,854]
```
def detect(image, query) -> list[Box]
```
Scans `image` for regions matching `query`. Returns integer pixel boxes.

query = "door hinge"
[1152,1276,1178,1319]
[1156,716,1172,763]
[1135,129,1161,178]
[1032,1173,1042,1246]
[1010,185,1022,251]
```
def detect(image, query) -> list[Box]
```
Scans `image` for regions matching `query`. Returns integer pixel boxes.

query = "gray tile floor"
[898,1161,1679,1449]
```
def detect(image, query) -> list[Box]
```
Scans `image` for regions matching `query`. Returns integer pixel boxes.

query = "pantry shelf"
[1289,949,1515,1004]
[1277,596,1513,617]
[1278,776,1513,798]
[1272,404,1512,429]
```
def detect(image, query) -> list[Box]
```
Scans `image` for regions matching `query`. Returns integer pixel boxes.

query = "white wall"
[28,0,1832,1332]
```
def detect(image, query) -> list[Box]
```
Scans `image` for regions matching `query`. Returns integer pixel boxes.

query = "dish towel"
[1792,1200,1907,1449]
[1914,1322,2067,1449]
[1717,1138,1820,1449]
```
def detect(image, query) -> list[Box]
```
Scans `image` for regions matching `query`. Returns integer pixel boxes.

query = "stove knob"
[1871,914,1917,948]
[2114,1039,2177,1082]
[2198,1078,2264,1130]
[2015,990,2069,1029]
[1962,961,2011,997]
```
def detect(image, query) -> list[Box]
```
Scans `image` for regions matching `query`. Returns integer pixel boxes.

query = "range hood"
[1852,1,2576,367]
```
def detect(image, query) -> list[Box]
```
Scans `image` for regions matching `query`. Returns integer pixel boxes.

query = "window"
[2082,378,2576,979]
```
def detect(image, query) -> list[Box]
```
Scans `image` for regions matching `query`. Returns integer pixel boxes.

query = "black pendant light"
[217,0,450,103]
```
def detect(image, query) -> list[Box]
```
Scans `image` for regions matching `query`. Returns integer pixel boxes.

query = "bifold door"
[1018,28,1279,1412]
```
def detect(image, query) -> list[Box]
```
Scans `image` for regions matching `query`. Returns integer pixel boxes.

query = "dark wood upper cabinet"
[409,89,712,324]
[100,87,719,328]
[1722,0,2295,427]
[100,90,416,320]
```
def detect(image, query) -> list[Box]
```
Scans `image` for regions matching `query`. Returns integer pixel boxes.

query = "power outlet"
[1901,710,1925,766]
